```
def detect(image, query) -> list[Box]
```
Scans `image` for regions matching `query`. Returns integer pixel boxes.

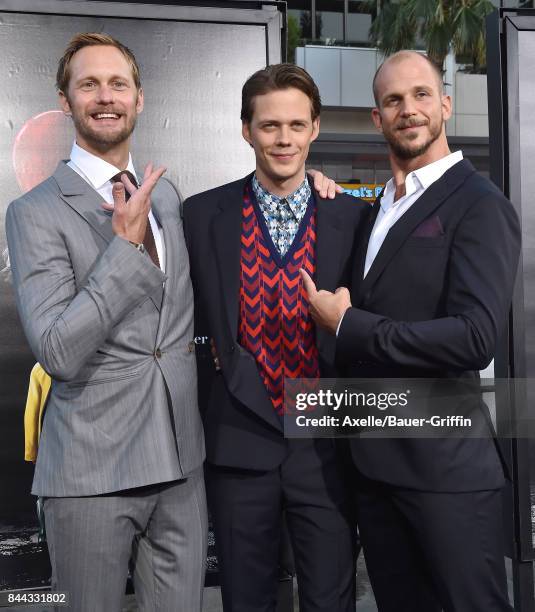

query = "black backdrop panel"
[504,19,535,560]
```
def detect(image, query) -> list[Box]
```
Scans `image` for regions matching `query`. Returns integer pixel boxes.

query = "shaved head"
[370,49,451,164]
[373,51,443,107]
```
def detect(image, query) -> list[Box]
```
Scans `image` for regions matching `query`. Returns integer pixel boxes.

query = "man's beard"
[71,112,137,153]
[385,117,442,160]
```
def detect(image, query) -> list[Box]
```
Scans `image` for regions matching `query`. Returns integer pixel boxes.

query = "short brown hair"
[56,32,141,93]
[372,50,443,107]
[241,63,321,123]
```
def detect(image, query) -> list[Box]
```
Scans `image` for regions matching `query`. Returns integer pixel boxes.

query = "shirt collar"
[252,174,311,217]
[380,150,463,210]
[69,141,137,190]
[412,150,463,190]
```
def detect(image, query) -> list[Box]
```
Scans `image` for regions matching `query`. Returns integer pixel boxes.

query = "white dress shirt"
[336,150,463,336]
[67,142,166,272]
[364,150,463,277]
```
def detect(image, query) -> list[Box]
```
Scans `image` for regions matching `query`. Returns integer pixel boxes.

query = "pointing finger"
[299,268,317,297]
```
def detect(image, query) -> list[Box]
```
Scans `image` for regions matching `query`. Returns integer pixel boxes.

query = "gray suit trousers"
[43,468,207,612]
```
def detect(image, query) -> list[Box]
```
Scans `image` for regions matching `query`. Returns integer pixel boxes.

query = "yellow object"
[339,183,384,202]
[24,363,52,463]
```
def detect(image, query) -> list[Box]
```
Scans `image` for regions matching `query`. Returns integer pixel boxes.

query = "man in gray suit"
[6,33,207,611]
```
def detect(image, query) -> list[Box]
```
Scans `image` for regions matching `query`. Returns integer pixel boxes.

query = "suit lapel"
[358,159,475,303]
[211,175,251,340]
[354,196,381,304]
[315,194,344,291]
[314,193,345,355]
[147,192,165,312]
[53,161,116,244]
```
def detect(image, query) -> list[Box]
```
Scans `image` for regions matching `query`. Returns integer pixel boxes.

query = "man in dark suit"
[302,51,520,611]
[183,64,368,611]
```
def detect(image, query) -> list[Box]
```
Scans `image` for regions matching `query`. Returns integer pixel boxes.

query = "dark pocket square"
[412,215,444,238]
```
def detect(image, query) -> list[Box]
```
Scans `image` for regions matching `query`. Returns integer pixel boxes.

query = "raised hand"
[300,268,351,334]
[307,168,344,200]
[102,163,166,243]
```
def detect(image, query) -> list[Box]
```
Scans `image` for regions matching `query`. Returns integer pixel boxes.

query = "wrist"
[115,229,145,243]
[334,307,350,337]
[128,240,146,254]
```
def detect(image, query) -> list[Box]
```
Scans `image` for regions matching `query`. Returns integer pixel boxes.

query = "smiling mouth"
[271,153,296,160]
[91,112,121,121]
[398,123,426,131]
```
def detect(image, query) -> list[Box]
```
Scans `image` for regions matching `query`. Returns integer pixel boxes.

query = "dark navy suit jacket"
[183,173,369,470]
[337,159,521,492]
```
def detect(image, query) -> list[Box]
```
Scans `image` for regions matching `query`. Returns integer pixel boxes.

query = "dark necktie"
[111,171,161,269]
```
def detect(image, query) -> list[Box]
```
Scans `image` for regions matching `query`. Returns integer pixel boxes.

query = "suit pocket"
[405,235,446,248]
[66,370,139,388]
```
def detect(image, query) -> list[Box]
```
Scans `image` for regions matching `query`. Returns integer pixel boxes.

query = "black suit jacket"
[337,159,521,492]
[183,173,369,470]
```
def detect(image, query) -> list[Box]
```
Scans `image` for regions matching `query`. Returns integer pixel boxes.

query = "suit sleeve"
[336,192,521,371]
[164,177,184,219]
[182,196,218,416]
[6,195,166,381]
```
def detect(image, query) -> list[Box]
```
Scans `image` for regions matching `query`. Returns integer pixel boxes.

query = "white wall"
[297,46,489,138]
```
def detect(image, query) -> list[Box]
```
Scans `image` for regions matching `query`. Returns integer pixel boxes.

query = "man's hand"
[102,163,166,243]
[211,338,221,371]
[300,269,351,335]
[307,168,344,199]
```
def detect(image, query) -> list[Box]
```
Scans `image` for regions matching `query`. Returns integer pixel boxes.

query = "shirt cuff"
[335,311,347,337]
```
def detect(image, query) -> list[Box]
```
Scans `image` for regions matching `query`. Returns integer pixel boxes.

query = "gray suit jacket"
[6,161,205,497]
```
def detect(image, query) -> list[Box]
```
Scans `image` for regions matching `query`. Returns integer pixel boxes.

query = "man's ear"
[441,93,452,122]
[136,87,144,114]
[242,122,253,148]
[311,116,320,142]
[59,91,71,116]
[371,107,382,132]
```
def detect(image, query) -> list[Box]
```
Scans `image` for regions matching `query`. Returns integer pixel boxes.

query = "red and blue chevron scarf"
[238,184,320,415]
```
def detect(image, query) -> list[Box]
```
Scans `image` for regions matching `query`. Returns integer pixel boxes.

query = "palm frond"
[368,0,492,71]
[404,0,442,23]
[369,2,417,55]
[424,20,452,67]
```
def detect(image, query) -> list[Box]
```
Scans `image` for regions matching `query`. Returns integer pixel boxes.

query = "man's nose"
[95,85,114,104]
[276,126,291,145]
[400,97,417,117]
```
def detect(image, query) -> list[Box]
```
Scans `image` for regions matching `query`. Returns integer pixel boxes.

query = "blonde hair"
[56,32,141,93]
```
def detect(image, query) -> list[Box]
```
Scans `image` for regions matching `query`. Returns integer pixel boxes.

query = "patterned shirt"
[252,174,311,257]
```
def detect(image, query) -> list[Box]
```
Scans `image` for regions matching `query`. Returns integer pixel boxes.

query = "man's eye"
[81,81,95,89]
[112,81,127,89]
[293,123,306,130]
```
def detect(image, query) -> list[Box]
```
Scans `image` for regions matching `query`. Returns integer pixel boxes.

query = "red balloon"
[12,111,72,194]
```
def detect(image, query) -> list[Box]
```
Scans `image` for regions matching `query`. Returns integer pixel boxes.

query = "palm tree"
[368,0,495,72]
